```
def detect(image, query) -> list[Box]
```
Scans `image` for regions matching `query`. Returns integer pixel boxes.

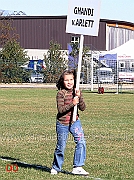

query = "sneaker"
[72,167,89,175]
[51,168,58,175]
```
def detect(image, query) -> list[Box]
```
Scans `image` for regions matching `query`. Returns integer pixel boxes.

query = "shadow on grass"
[0,156,72,175]
[1,156,101,178]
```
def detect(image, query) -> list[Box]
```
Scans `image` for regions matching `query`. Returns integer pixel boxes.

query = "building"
[0,15,134,83]
[0,15,134,55]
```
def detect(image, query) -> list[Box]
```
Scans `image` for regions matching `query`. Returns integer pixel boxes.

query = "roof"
[0,15,134,26]
[100,39,134,60]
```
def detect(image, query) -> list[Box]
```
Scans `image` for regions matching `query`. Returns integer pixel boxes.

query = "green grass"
[0,88,134,180]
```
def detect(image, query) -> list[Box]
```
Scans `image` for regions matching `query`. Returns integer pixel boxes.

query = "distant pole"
[73,34,84,122]
[116,25,119,94]
[91,51,94,91]
[116,56,119,94]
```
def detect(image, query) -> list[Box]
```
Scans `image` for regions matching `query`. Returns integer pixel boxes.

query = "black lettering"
[86,20,94,27]
[72,19,75,25]
[82,19,85,27]
[85,20,88,27]
[78,19,82,26]
[75,19,79,26]
[72,19,94,28]
[74,7,77,14]
[73,7,94,16]
[81,8,84,15]
[90,20,94,27]
[83,8,88,16]
[88,8,94,16]
[77,7,82,15]
[80,19,85,27]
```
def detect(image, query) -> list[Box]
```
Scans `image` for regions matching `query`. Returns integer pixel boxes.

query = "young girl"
[51,69,89,175]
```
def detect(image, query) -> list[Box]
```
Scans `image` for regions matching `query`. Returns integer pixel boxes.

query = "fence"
[80,53,134,93]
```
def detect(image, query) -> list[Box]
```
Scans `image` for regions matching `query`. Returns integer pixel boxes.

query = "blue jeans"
[52,119,86,172]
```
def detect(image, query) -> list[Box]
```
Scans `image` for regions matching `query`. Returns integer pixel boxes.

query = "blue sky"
[0,0,134,23]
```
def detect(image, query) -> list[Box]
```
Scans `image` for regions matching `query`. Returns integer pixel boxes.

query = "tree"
[0,17,29,83]
[68,42,91,83]
[44,40,67,83]
[68,42,79,70]
[0,40,29,83]
[0,17,18,46]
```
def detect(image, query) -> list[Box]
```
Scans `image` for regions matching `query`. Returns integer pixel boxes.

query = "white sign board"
[66,0,101,36]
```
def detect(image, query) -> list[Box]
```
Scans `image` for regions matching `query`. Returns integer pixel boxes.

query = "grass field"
[0,88,134,180]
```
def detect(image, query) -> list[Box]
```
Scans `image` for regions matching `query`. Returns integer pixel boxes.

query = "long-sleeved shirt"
[56,89,86,125]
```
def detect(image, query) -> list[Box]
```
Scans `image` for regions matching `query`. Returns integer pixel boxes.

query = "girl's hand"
[73,96,79,105]
[75,89,81,98]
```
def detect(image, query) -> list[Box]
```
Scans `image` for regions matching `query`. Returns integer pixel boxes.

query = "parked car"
[29,72,44,83]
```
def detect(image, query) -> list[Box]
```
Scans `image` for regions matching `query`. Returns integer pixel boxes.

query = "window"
[130,62,134,68]
[71,36,80,43]
[119,62,125,68]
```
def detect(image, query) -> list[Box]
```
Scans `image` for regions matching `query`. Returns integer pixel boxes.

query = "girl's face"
[63,74,74,90]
